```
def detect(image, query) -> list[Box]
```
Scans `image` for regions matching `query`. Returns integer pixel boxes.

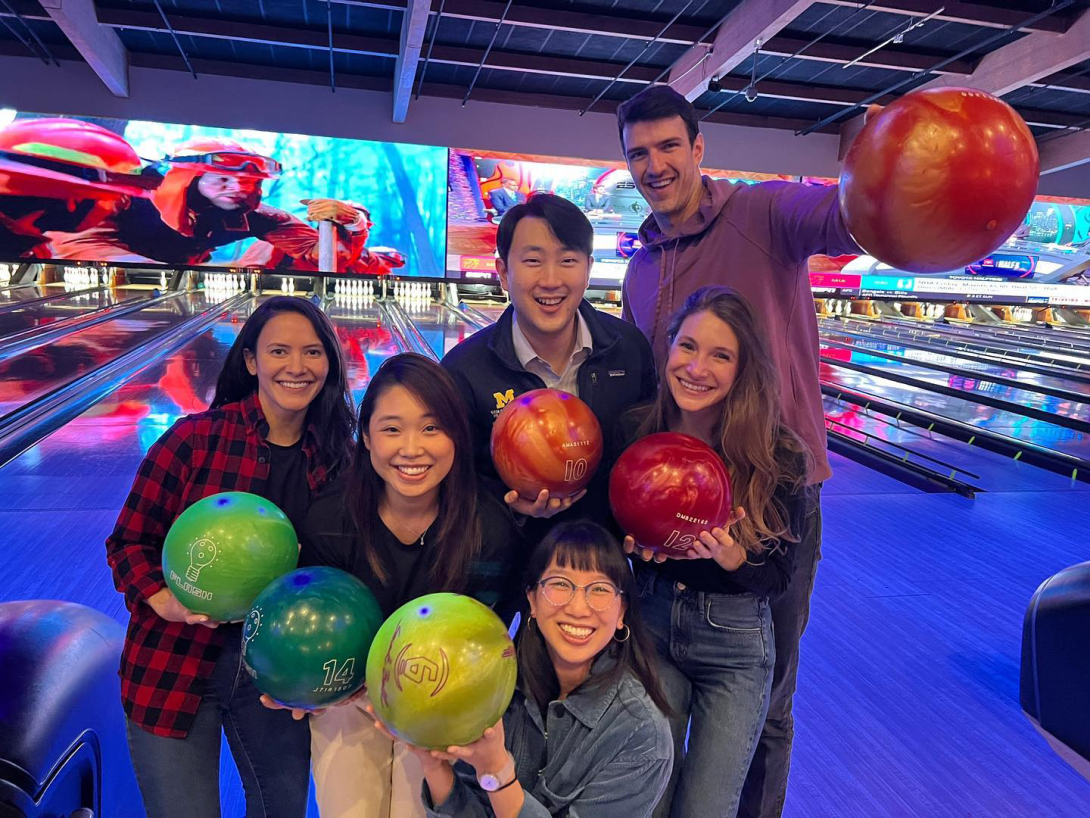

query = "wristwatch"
[478,752,517,792]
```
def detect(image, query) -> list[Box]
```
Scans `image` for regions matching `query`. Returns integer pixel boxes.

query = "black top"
[263,437,311,533]
[440,300,657,539]
[614,406,807,598]
[298,475,526,621]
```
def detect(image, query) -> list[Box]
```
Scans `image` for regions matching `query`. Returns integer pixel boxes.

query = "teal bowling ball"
[242,566,384,708]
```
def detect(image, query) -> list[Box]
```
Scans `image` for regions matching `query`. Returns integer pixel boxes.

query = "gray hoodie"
[621,177,859,483]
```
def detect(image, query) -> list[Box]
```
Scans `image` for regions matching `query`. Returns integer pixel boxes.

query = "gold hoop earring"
[614,624,630,643]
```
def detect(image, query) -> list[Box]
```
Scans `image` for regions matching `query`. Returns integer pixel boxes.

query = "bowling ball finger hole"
[419,606,430,616]
[217,497,231,506]
[293,574,311,587]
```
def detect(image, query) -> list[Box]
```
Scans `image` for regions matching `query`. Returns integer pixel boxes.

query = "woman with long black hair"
[297,352,524,818]
[106,295,354,817]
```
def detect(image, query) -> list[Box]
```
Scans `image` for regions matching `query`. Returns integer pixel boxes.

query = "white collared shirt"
[512,311,594,398]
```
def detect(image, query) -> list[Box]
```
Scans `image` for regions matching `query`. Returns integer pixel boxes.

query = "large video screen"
[447,148,790,287]
[0,109,447,275]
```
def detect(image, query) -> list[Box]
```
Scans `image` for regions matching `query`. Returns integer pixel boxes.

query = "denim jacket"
[423,657,672,817]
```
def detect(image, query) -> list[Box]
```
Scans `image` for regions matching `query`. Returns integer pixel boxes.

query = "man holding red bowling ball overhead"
[441,193,656,534]
[617,85,861,818]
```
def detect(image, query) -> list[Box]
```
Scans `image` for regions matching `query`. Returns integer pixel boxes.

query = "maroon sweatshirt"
[621,177,859,483]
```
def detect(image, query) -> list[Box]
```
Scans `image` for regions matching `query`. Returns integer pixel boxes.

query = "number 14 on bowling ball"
[490,389,603,501]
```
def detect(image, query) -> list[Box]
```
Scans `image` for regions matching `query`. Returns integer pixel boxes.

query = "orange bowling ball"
[840,87,1039,274]
[490,388,603,499]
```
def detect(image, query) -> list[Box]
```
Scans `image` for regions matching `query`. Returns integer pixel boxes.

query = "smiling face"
[622,115,705,226]
[666,309,740,421]
[527,558,625,682]
[244,311,329,425]
[364,384,455,505]
[497,216,590,344]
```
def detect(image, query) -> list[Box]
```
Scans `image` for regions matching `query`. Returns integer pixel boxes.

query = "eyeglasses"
[538,577,623,612]
[165,151,283,177]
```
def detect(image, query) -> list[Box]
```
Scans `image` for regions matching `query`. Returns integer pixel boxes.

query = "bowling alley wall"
[0,55,843,179]
[4,53,1089,195]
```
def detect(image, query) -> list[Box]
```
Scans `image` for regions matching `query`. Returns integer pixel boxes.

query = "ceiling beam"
[1031,70,1090,96]
[761,35,974,75]
[668,0,817,101]
[98,8,398,57]
[819,1,1070,34]
[913,8,1090,97]
[118,49,833,132]
[98,8,664,83]
[1038,126,1090,174]
[39,0,128,96]
[392,0,431,123]
[93,9,923,107]
[837,8,1090,159]
[333,0,711,44]
[0,37,837,133]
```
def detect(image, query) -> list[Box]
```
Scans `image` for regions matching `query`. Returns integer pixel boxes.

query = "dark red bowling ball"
[609,432,732,556]
[840,87,1039,274]
[490,388,603,499]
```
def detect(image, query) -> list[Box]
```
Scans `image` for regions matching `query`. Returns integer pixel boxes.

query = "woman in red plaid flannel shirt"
[105,295,355,818]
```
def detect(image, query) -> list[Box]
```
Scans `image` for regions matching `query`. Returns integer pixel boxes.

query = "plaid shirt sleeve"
[110,399,339,738]
[105,416,196,612]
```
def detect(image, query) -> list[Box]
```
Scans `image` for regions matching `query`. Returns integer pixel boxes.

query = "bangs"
[547,530,629,589]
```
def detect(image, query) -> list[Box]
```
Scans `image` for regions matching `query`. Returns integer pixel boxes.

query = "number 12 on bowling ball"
[490,389,603,500]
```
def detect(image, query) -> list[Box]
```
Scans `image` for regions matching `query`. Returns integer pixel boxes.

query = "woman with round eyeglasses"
[369,521,674,818]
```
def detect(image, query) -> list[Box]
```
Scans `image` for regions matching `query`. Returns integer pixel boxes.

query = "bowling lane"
[464,301,507,323]
[324,296,406,404]
[820,343,1090,426]
[0,291,214,418]
[819,327,1090,400]
[831,317,1090,374]
[821,318,1090,381]
[0,281,48,310]
[824,395,1090,493]
[880,315,1090,357]
[820,362,1090,462]
[0,298,257,620]
[397,299,481,357]
[0,286,148,340]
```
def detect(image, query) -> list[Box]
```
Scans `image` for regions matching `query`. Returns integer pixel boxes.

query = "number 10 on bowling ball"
[490,389,603,500]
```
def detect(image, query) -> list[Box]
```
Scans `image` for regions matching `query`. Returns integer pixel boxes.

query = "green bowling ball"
[162,492,298,621]
[242,566,383,708]
[365,593,517,749]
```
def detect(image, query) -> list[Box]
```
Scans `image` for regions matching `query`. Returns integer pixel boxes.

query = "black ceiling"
[0,0,1088,140]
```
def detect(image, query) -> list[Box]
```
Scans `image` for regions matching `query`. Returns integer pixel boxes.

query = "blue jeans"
[637,568,775,818]
[124,626,311,818]
[738,486,823,818]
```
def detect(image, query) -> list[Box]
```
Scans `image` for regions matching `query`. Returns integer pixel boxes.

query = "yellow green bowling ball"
[242,566,383,708]
[365,593,517,749]
[162,492,298,621]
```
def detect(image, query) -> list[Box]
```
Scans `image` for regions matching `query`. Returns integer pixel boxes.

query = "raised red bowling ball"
[609,432,732,556]
[490,388,603,500]
[840,87,1039,274]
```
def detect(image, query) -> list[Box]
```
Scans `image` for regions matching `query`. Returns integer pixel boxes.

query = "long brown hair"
[518,522,671,716]
[634,286,810,552]
[346,353,481,589]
